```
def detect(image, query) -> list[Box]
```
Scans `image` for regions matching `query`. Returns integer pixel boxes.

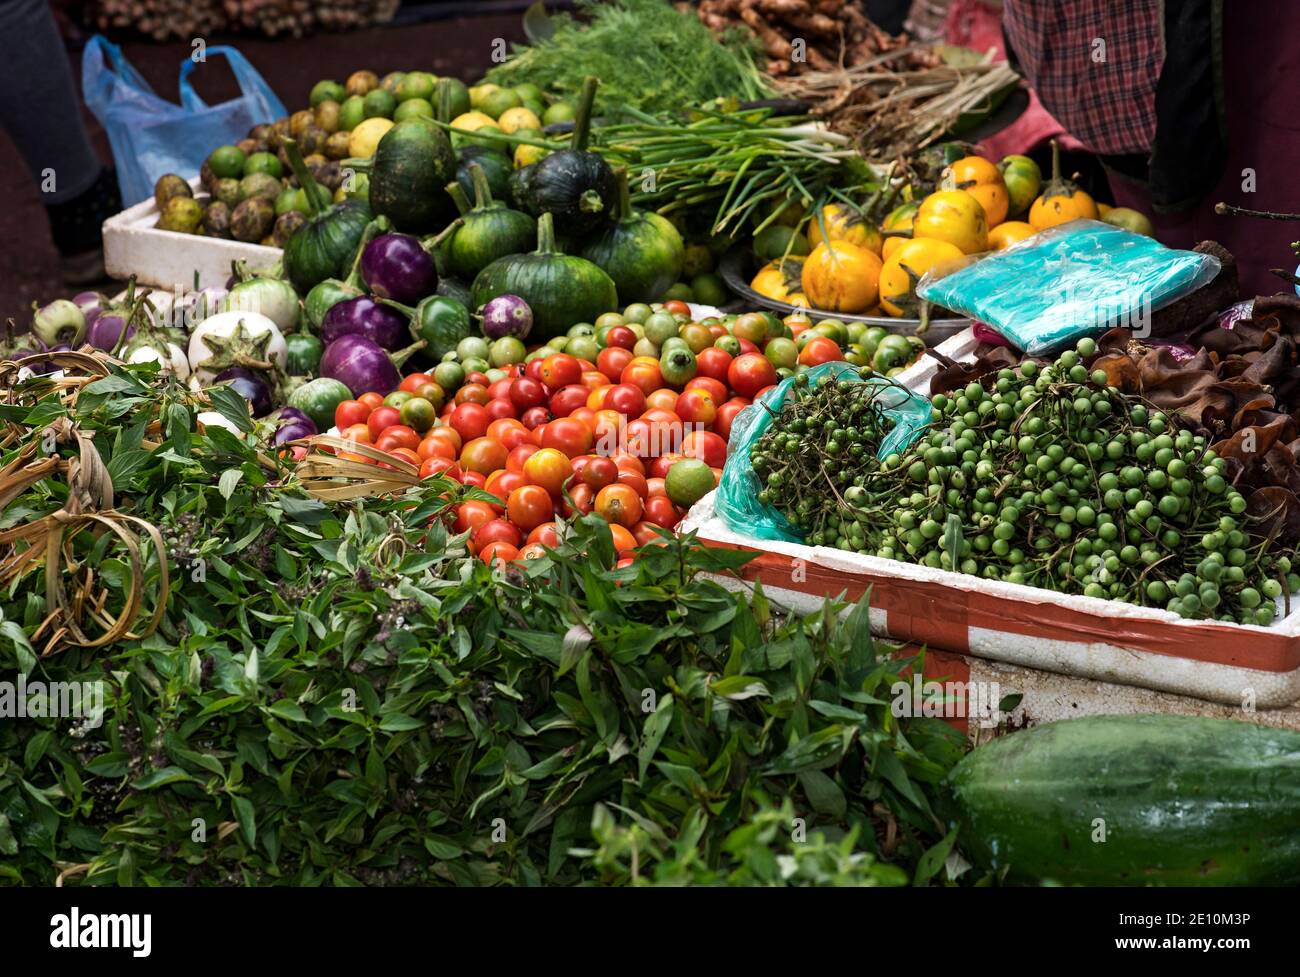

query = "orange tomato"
[675,388,717,427]
[523,447,572,495]
[419,456,462,481]
[608,523,637,553]
[581,370,608,390]
[460,437,508,475]
[620,356,664,397]
[518,542,548,560]
[646,476,667,498]
[587,385,612,410]
[506,443,539,471]
[387,447,421,467]
[454,500,497,536]
[399,373,433,394]
[358,392,384,412]
[479,541,519,567]
[340,422,372,446]
[612,453,644,476]
[541,417,594,458]
[644,387,678,412]
[484,468,525,500]
[798,335,842,367]
[527,522,561,547]
[596,484,643,528]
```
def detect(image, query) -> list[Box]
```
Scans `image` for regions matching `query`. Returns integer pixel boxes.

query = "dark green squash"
[436,276,473,308]
[382,294,473,361]
[507,163,536,213]
[455,146,513,203]
[281,138,372,295]
[368,118,457,233]
[285,333,323,376]
[580,169,684,303]
[471,213,618,340]
[522,77,617,237]
[443,163,536,281]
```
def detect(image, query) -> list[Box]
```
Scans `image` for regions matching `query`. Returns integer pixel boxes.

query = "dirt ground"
[0,12,527,321]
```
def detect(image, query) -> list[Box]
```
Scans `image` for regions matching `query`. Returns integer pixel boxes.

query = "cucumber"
[947,715,1300,885]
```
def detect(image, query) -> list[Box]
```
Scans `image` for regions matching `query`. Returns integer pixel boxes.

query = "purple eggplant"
[277,406,313,427]
[214,366,274,418]
[320,295,408,351]
[320,334,425,397]
[480,294,533,341]
[274,417,318,445]
[360,233,437,304]
[88,313,135,353]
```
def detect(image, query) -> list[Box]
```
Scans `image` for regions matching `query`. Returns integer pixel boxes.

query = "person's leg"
[0,0,119,282]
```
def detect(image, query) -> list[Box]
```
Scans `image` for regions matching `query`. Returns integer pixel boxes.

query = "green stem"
[435,78,455,125]
[571,76,599,153]
[427,121,559,152]
[344,217,389,290]
[613,168,632,221]
[469,162,494,210]
[282,138,323,218]
[421,218,462,254]
[391,339,427,368]
[535,212,557,254]
[445,181,472,216]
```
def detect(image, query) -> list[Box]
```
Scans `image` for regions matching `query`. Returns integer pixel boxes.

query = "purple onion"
[277,406,313,426]
[320,334,401,396]
[214,366,274,417]
[87,314,135,352]
[481,294,532,340]
[275,418,318,445]
[361,233,437,304]
[320,295,408,350]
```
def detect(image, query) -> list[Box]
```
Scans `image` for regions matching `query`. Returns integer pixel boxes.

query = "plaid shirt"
[1002,0,1164,156]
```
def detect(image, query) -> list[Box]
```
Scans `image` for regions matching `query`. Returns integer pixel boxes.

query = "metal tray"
[718,245,970,347]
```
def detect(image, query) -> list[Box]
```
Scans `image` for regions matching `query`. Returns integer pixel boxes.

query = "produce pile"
[750,338,1298,625]
[86,0,398,42]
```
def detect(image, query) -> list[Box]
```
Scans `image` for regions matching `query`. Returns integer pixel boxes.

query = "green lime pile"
[756,338,1298,625]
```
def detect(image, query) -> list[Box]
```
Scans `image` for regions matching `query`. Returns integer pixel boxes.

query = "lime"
[513,82,544,104]
[380,71,405,94]
[363,88,397,119]
[665,459,715,508]
[243,151,283,179]
[542,101,576,126]
[437,78,472,119]
[338,95,366,131]
[663,282,695,303]
[207,145,246,180]
[394,98,434,122]
[690,273,727,307]
[310,80,346,107]
[396,71,435,103]
[479,87,522,120]
[753,224,810,261]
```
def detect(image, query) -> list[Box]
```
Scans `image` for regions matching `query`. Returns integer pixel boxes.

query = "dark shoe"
[45,168,122,277]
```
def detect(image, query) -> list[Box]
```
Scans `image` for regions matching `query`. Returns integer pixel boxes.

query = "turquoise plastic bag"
[715,362,932,543]
[83,36,287,206]
[916,220,1221,355]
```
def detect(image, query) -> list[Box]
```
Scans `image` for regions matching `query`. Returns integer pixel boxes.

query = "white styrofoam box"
[103,178,280,291]
[681,490,1300,709]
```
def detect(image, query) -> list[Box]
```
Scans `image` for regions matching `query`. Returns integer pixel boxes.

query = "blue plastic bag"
[916,220,1221,356]
[715,362,932,543]
[83,36,287,206]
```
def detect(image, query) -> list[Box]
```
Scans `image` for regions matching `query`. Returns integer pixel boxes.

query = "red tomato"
[663,299,690,316]
[484,397,518,422]
[378,424,420,452]
[509,376,547,410]
[418,435,457,462]
[454,500,496,536]
[643,495,680,529]
[478,541,519,567]
[620,357,663,397]
[523,447,572,495]
[335,399,371,430]
[339,423,371,447]
[487,418,529,449]
[569,407,598,432]
[485,468,526,501]
[387,447,422,467]
[646,476,667,498]
[460,437,508,475]
[616,468,649,498]
[694,348,730,384]
[427,425,462,454]
[520,406,550,429]
[528,522,561,547]
[561,482,595,517]
[612,453,645,476]
[367,406,401,441]
[682,430,727,468]
[507,484,554,531]
[541,417,594,458]
[539,354,582,391]
[450,403,490,442]
[460,470,488,490]
[465,372,490,387]
[641,408,684,456]
[727,353,778,400]
[604,325,636,349]
[455,383,490,406]
[684,375,727,405]
[548,384,589,418]
[675,388,717,427]
[524,358,547,383]
[596,346,633,383]
[358,392,385,412]
[604,383,646,417]
[580,455,619,490]
[581,370,609,390]
[648,452,685,480]
[474,518,522,552]
[506,443,539,471]
[420,456,462,481]
[487,378,514,401]
[624,417,655,459]
[799,335,843,367]
[754,384,777,401]
[400,373,433,394]
[708,324,726,339]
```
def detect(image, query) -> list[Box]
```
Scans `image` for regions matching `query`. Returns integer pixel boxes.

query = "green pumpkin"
[507,164,535,213]
[285,333,324,376]
[436,276,473,308]
[368,118,457,233]
[580,170,684,304]
[383,295,473,362]
[521,78,617,238]
[455,146,513,203]
[471,212,618,341]
[288,377,352,432]
[281,138,371,294]
[444,163,536,281]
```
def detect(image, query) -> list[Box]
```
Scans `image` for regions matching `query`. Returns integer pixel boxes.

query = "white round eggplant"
[188,310,287,386]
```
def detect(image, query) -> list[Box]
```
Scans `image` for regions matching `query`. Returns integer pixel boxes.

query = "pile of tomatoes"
[326,308,785,568]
